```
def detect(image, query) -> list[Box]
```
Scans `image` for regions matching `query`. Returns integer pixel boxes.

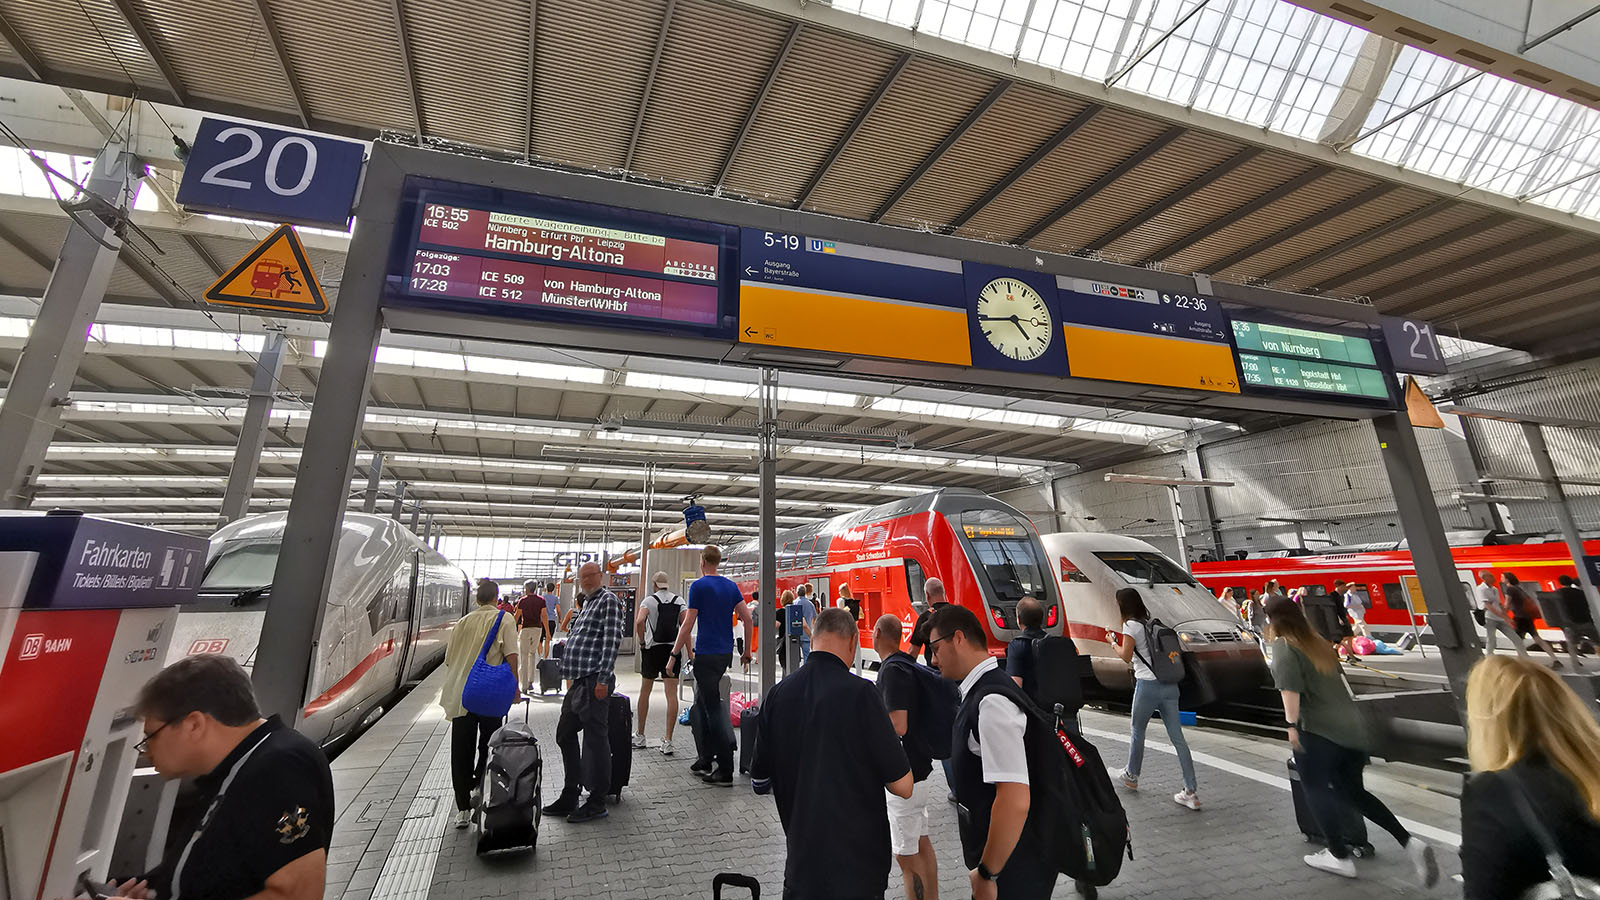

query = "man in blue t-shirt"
[791,584,817,665]
[668,544,753,785]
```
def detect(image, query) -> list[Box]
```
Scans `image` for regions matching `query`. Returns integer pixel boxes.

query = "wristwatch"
[976,861,1000,882]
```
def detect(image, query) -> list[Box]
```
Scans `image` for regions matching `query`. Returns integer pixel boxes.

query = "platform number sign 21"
[176,118,366,228]
[1379,315,1448,375]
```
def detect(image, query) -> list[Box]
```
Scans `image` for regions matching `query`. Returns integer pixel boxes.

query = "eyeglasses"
[136,720,173,753]
[924,633,952,652]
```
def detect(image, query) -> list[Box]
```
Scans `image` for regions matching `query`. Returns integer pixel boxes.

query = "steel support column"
[362,452,384,513]
[1522,423,1600,635]
[254,147,396,724]
[409,503,421,533]
[1185,445,1226,561]
[1373,411,1477,711]
[423,512,434,546]
[218,332,287,526]
[0,143,135,508]
[1455,417,1506,531]
[1166,485,1189,566]
[391,480,408,520]
[758,367,777,695]
[639,461,656,597]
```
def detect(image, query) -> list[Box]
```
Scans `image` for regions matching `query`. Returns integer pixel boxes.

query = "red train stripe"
[304,638,396,714]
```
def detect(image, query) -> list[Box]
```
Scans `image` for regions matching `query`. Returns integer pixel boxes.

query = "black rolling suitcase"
[1287,756,1372,857]
[475,716,541,855]
[607,692,632,801]
[536,658,562,695]
[737,669,760,774]
[713,873,759,898]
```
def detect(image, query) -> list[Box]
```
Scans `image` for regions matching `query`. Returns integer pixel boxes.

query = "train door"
[395,551,422,686]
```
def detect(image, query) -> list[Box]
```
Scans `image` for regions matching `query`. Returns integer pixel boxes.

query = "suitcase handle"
[713,873,759,899]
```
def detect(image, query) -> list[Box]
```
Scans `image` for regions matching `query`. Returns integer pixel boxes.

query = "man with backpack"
[1501,571,1565,669]
[927,604,1128,900]
[634,571,683,755]
[872,614,957,900]
[907,577,951,667]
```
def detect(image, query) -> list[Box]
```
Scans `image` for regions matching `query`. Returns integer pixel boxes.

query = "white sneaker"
[1117,770,1138,790]
[454,809,470,830]
[1303,849,1356,878]
[1406,838,1439,888]
[1173,789,1201,810]
[631,733,647,750]
[660,739,674,756]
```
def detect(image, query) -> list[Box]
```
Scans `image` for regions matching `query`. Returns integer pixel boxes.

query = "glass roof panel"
[828,0,1600,224]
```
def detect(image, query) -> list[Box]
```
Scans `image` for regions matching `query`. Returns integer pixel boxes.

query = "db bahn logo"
[18,634,70,660]
[189,638,230,655]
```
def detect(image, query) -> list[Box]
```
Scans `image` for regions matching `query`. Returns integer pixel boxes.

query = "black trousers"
[450,712,502,811]
[555,672,611,801]
[1293,730,1410,858]
[693,653,735,770]
[993,847,1060,900]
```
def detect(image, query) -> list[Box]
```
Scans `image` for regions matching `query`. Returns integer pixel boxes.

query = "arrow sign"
[744,266,757,277]
[744,326,757,338]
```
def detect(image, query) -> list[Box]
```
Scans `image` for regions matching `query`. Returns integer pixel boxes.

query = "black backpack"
[1130,617,1186,685]
[651,591,684,645]
[1029,635,1086,713]
[969,680,1132,886]
[879,655,960,760]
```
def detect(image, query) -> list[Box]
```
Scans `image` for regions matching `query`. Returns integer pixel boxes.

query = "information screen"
[401,197,724,328]
[1230,319,1391,402]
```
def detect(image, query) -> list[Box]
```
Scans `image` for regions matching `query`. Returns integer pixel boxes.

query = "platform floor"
[325,665,1466,900]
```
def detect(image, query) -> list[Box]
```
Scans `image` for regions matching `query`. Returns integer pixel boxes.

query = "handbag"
[461,610,518,718]
[1509,771,1600,900]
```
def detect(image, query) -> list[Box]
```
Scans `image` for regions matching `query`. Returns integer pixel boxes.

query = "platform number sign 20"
[1379,315,1448,375]
[176,118,366,229]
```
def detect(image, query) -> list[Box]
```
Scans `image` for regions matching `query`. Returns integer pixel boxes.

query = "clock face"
[975,278,1052,361]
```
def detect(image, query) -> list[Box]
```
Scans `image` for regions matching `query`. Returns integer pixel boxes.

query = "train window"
[905,560,927,610]
[366,587,391,633]
[201,540,280,592]
[1380,582,1406,611]
[1346,587,1372,610]
[1093,552,1196,586]
[970,538,1048,602]
[1059,556,1092,583]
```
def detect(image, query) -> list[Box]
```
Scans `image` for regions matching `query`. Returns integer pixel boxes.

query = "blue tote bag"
[461,610,518,718]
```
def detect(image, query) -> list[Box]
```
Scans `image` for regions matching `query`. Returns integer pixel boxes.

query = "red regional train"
[722,488,1065,657]
[1191,536,1600,643]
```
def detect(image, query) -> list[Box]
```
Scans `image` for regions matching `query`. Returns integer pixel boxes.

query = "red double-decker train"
[1191,536,1600,642]
[722,488,1064,655]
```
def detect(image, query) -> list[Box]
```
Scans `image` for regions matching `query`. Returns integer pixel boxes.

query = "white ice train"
[172,511,471,746]
[1041,532,1269,706]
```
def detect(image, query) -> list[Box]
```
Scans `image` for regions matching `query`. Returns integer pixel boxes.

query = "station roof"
[0,0,1597,354]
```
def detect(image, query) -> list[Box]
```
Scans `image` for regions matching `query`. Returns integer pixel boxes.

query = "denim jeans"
[1126,678,1198,793]
[693,653,736,771]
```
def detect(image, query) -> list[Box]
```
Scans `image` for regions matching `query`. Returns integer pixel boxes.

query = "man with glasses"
[118,654,334,900]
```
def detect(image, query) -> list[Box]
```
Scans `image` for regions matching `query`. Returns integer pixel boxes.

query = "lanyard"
[170,731,273,900]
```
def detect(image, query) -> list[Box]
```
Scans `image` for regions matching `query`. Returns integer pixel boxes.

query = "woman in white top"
[1105,587,1200,810]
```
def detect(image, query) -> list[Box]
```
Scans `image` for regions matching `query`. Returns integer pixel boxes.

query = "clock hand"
[1011,318,1030,339]
[975,314,1019,322]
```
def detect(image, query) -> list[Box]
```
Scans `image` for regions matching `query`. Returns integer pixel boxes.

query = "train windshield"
[1095,551,1196,586]
[970,538,1048,602]
[202,540,281,593]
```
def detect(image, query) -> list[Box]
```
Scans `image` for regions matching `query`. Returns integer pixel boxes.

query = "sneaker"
[690,759,713,776]
[566,800,609,824]
[1405,838,1439,888]
[660,739,674,756]
[1173,789,1201,810]
[540,792,579,817]
[1303,849,1356,879]
[454,809,470,830]
[702,768,734,787]
[631,732,647,750]
[1118,770,1138,790]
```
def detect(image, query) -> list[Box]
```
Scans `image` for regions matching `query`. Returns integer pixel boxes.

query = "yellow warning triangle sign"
[1404,376,1445,429]
[204,224,328,315]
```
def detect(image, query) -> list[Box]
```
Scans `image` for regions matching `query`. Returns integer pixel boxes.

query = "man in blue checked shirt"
[542,561,626,824]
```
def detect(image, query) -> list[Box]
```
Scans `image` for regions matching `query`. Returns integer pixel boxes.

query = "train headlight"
[1178,630,1205,645]
[1045,605,1058,628]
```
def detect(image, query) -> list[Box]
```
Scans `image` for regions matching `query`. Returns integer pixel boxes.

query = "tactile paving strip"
[366,738,454,900]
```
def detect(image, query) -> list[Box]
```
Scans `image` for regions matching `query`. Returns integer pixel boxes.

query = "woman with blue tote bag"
[441,579,521,828]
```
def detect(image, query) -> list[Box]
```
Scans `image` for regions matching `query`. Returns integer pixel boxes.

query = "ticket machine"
[0,511,204,900]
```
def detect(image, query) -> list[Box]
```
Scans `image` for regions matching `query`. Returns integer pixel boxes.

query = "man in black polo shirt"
[906,577,949,666]
[117,653,334,900]
[751,608,913,900]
